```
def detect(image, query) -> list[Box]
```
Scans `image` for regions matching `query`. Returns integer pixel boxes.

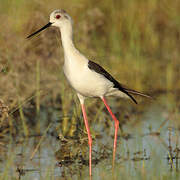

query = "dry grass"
[0,0,179,139]
[0,1,179,107]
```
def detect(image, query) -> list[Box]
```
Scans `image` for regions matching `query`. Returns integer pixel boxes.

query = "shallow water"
[1,94,180,179]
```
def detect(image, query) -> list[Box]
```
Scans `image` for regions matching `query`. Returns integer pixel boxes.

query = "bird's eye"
[56,15,61,19]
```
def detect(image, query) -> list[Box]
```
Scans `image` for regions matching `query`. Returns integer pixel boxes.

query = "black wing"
[88,60,137,104]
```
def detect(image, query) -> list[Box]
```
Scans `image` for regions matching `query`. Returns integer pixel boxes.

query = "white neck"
[59,22,77,57]
[58,21,88,67]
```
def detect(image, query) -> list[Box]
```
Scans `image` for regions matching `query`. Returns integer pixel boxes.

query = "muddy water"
[1,94,180,179]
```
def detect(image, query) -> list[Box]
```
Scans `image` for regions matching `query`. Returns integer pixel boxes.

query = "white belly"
[63,62,113,97]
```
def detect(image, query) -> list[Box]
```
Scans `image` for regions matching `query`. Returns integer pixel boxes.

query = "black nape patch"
[64,15,69,19]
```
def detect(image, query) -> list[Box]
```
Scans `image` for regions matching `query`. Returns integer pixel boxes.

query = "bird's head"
[27,9,72,38]
[50,9,72,28]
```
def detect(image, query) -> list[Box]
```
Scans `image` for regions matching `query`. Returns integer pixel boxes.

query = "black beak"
[27,22,52,39]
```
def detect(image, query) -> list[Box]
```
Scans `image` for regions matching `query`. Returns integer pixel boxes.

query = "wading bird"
[27,9,151,176]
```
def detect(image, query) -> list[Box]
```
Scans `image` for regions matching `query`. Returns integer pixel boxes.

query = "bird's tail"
[124,88,152,99]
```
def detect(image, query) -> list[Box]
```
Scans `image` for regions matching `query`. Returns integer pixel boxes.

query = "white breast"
[63,54,113,97]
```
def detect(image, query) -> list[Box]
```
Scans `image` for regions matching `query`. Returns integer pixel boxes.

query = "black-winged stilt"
[27,9,151,176]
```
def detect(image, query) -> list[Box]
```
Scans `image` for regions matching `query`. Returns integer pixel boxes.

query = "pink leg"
[101,97,119,166]
[81,104,92,176]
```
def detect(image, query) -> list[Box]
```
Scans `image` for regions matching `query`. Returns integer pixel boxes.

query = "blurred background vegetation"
[0,0,179,105]
[0,0,180,179]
